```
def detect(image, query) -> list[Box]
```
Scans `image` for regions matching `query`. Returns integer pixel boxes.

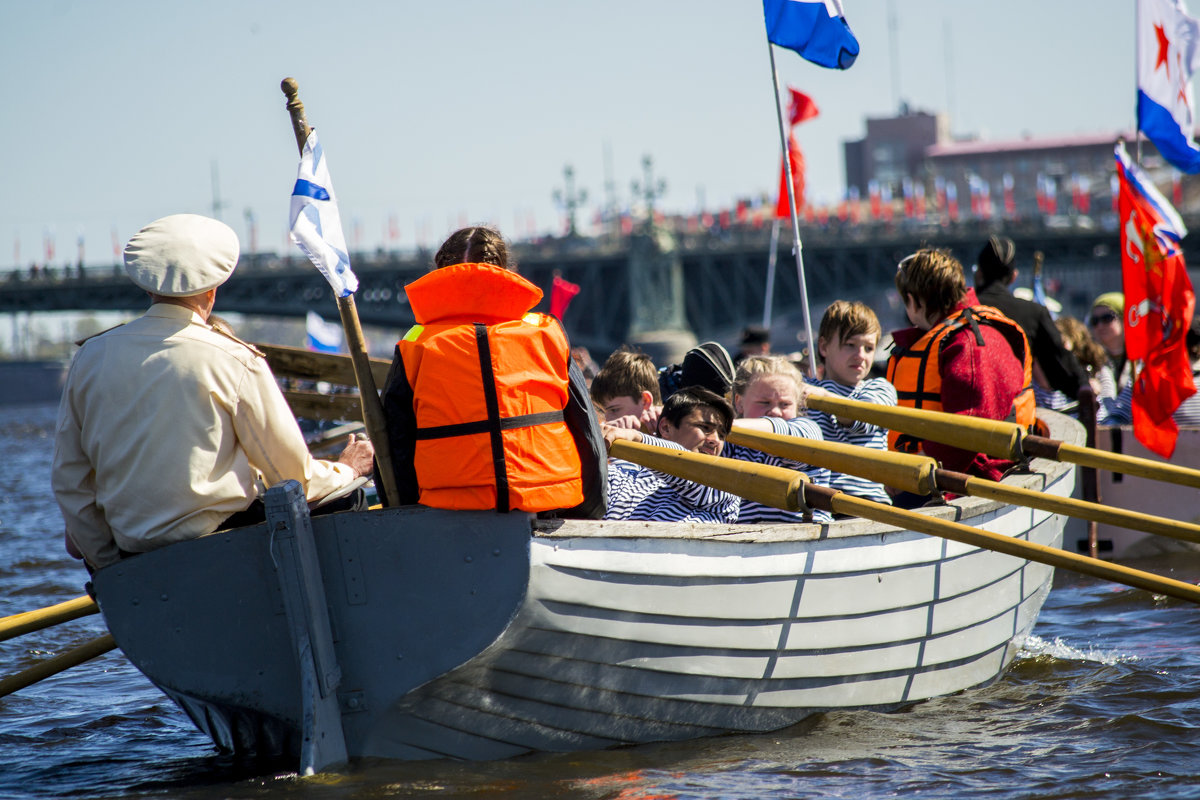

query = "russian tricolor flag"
[763,0,859,70]
[1138,0,1200,172]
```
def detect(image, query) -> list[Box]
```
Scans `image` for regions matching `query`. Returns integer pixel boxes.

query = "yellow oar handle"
[725,425,1200,545]
[809,393,1200,490]
[1024,437,1200,490]
[727,426,938,495]
[936,471,1200,546]
[0,634,117,698]
[806,394,1024,461]
[0,595,99,643]
[801,484,1200,606]
[609,439,807,512]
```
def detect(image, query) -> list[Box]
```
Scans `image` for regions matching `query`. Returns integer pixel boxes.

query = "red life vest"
[887,304,1035,454]
[398,263,583,512]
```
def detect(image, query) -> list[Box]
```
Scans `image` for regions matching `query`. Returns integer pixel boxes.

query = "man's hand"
[337,433,376,477]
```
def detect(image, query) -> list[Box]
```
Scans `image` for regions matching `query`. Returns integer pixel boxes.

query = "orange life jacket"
[398,263,583,512]
[886,304,1035,454]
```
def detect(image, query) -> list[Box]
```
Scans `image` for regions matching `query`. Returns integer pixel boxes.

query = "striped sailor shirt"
[604,435,740,523]
[724,415,833,524]
[807,377,895,506]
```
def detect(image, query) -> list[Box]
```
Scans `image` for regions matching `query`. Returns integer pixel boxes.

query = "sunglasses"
[1089,312,1118,326]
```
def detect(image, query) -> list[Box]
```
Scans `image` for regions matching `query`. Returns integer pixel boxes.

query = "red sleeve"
[921,327,1023,479]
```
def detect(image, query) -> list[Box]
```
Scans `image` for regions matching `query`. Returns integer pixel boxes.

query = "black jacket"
[976,282,1090,399]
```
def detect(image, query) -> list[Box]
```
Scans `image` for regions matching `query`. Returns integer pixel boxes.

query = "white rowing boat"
[90,410,1080,770]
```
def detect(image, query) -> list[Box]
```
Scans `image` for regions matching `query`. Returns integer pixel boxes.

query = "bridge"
[0,220,1156,358]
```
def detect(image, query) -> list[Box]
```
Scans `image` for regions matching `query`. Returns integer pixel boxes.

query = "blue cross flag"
[763,0,859,70]
[289,130,358,297]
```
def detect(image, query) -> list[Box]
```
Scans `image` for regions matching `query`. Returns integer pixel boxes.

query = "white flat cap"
[124,214,240,296]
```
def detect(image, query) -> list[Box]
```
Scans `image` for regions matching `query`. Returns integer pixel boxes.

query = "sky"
[1,0,1134,268]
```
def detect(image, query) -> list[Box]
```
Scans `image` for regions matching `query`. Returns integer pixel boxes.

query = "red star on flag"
[1156,21,1171,76]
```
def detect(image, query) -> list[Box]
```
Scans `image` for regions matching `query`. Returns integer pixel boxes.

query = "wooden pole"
[609,439,806,512]
[730,426,1200,547]
[280,77,400,505]
[611,434,1200,605]
[803,485,1200,606]
[0,595,98,644]
[0,635,116,698]
[806,393,1200,489]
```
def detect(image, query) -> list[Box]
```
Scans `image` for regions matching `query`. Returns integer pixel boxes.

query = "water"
[3,402,1200,799]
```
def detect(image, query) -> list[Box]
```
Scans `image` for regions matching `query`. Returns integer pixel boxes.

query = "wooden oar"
[258,342,390,387]
[805,394,1200,489]
[0,595,99,644]
[608,439,806,511]
[611,439,1200,605]
[282,389,362,423]
[728,427,1200,548]
[801,484,1200,605]
[0,634,117,698]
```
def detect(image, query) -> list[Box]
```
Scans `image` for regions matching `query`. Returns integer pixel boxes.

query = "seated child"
[590,347,662,433]
[804,300,896,505]
[603,386,740,523]
[723,355,833,524]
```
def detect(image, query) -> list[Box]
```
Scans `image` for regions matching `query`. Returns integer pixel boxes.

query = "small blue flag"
[289,130,358,297]
[305,310,344,353]
[763,0,859,70]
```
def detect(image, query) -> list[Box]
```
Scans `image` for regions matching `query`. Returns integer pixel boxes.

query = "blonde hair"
[1056,316,1108,375]
[894,247,966,321]
[732,355,804,401]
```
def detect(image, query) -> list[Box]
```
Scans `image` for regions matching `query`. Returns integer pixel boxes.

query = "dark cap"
[740,325,770,346]
[977,235,1016,283]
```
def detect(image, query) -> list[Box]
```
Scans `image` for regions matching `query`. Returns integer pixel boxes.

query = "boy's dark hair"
[590,347,661,405]
[659,386,733,437]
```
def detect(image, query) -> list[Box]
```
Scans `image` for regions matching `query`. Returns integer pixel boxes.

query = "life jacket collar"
[405,263,543,325]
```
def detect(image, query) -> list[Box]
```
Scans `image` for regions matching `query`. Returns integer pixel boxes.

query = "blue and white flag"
[1138,0,1200,172]
[289,130,358,297]
[763,0,859,70]
[305,310,343,353]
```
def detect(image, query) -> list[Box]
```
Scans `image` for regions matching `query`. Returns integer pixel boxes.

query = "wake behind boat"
[89,410,1081,770]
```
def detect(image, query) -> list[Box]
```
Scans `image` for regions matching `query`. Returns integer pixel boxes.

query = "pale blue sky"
[1,0,1131,267]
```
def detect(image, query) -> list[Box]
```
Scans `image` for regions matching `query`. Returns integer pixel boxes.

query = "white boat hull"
[94,412,1081,764]
[1065,425,1200,560]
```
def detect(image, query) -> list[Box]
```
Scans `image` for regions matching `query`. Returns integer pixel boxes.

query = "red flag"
[1116,142,1196,457]
[774,134,806,219]
[550,273,581,319]
[786,88,819,127]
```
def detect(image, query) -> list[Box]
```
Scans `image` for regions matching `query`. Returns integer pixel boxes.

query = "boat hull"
[1065,425,1200,559]
[93,412,1081,764]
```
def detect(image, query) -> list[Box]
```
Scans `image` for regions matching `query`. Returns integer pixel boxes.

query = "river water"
[3,402,1200,799]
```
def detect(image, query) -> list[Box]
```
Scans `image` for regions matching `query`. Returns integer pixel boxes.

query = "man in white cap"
[52,213,374,571]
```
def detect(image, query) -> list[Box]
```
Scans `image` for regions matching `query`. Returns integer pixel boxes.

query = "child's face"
[819,331,877,387]
[735,374,799,419]
[600,393,646,423]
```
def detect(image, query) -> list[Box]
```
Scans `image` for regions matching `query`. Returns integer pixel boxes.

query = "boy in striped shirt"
[804,300,896,505]
[603,386,740,523]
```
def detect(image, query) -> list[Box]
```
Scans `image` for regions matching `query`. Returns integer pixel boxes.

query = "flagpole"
[766,38,818,378]
[763,217,780,328]
[282,78,400,506]
[1135,0,1143,165]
